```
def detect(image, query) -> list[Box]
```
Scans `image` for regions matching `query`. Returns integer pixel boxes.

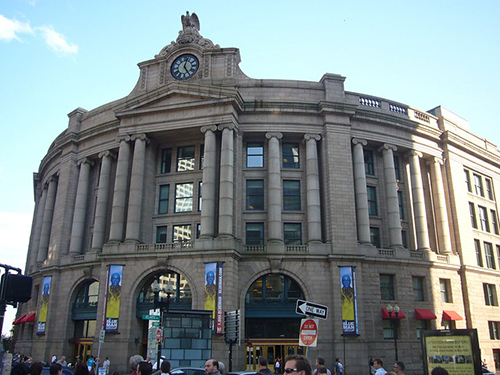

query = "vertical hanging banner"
[340,266,359,335]
[105,265,123,332]
[37,276,51,335]
[216,262,224,334]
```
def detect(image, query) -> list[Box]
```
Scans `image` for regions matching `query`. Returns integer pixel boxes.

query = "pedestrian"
[103,357,111,375]
[257,356,273,375]
[52,355,57,364]
[283,355,312,375]
[57,356,68,367]
[372,358,386,375]
[87,356,95,372]
[137,361,153,375]
[160,360,172,375]
[75,363,90,375]
[393,361,405,375]
[30,362,44,375]
[204,359,221,375]
[129,355,144,375]
[317,367,327,375]
[431,368,449,375]
[275,358,281,374]
[334,359,343,375]
[313,357,331,375]
[50,363,63,375]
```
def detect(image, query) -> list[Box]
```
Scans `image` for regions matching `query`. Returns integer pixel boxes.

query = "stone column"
[200,125,218,238]
[352,138,371,244]
[218,124,234,237]
[37,176,58,262]
[380,144,403,248]
[267,132,283,242]
[125,134,148,242]
[109,136,131,242]
[91,151,115,250]
[30,185,47,265]
[304,134,322,242]
[429,157,453,254]
[69,158,93,254]
[408,150,431,252]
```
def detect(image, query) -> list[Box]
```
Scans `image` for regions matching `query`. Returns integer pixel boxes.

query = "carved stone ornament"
[155,12,220,59]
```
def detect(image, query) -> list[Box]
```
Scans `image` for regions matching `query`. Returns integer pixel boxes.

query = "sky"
[1,0,499,336]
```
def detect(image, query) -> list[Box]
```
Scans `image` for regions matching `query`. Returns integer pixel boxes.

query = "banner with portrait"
[105,265,123,332]
[37,276,51,335]
[204,262,223,333]
[340,266,359,335]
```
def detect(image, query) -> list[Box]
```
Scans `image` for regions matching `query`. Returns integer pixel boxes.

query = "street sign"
[99,329,105,343]
[155,329,162,343]
[295,299,328,320]
[299,318,318,347]
[142,314,160,320]
[224,310,240,343]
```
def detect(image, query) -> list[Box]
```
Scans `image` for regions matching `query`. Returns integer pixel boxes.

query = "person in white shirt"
[372,358,386,375]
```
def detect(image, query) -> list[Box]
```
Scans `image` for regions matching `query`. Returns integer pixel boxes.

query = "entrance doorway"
[71,338,93,364]
[245,340,304,371]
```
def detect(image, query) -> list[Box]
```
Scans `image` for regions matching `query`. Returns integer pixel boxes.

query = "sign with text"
[296,299,328,320]
[299,318,318,347]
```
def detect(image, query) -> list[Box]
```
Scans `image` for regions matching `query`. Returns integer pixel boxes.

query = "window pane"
[473,174,484,196]
[282,143,300,168]
[479,206,490,232]
[283,180,301,211]
[284,223,302,245]
[175,183,193,212]
[413,276,424,301]
[161,148,172,174]
[246,180,264,210]
[440,279,451,303]
[469,203,477,228]
[475,239,483,267]
[485,242,496,269]
[247,143,264,168]
[380,274,394,300]
[198,182,202,212]
[200,144,204,170]
[156,226,168,243]
[367,186,378,216]
[464,170,471,192]
[173,224,192,242]
[246,223,264,245]
[158,185,170,214]
[370,227,381,248]
[364,150,374,175]
[177,146,195,171]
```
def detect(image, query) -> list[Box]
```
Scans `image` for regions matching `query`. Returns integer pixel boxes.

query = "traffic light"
[1,273,33,305]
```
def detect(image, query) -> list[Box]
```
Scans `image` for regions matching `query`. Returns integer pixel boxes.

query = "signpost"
[295,299,328,320]
[155,328,162,343]
[299,318,318,347]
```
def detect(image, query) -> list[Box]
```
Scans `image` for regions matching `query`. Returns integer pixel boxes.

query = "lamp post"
[151,278,174,368]
[387,304,400,361]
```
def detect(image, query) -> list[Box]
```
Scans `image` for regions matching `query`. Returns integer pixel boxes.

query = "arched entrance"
[245,274,305,371]
[71,279,99,364]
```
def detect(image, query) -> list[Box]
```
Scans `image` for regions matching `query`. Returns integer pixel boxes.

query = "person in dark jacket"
[257,357,273,375]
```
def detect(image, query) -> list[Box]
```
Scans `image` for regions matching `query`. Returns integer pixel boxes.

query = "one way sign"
[296,299,328,320]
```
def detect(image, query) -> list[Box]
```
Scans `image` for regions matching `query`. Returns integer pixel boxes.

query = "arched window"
[246,274,303,305]
[72,280,99,338]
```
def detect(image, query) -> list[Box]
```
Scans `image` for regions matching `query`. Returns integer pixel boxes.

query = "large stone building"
[13,12,500,375]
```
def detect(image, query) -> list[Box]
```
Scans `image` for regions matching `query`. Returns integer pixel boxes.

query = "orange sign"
[299,318,318,347]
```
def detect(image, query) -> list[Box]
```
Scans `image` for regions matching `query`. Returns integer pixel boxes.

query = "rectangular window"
[489,321,500,340]
[475,239,484,267]
[485,242,496,269]
[246,180,264,210]
[440,278,452,303]
[196,223,201,239]
[479,206,490,232]
[176,145,195,171]
[416,320,429,339]
[158,185,170,214]
[198,182,203,212]
[413,276,424,302]
[497,245,500,269]
[469,203,478,229]
[161,148,172,174]
[484,283,498,306]
[175,183,194,212]
[364,150,375,175]
[398,190,404,219]
[199,144,204,170]
[491,210,499,235]
[401,230,408,248]
[394,155,401,180]
[283,180,301,211]
[156,226,168,243]
[246,223,264,245]
[383,320,395,340]
[486,178,494,200]
[464,169,472,192]
[380,274,395,300]
[284,223,302,245]
[173,224,192,242]
[474,173,484,196]
[367,186,378,216]
[282,143,300,168]
[370,227,381,248]
[247,142,264,168]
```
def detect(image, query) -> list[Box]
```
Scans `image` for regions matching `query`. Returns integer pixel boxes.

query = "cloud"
[0,14,78,56]
[37,25,78,55]
[0,14,33,41]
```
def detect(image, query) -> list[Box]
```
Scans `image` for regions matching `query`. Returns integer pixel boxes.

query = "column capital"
[218,123,236,131]
[352,138,367,146]
[98,150,117,160]
[77,158,94,167]
[265,132,283,140]
[427,156,444,166]
[406,149,423,158]
[304,134,321,142]
[379,143,397,153]
[201,125,218,133]
[131,133,149,143]
[117,135,132,143]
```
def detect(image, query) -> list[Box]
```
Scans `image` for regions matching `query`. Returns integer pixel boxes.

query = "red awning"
[443,310,463,321]
[13,315,26,325]
[415,309,437,320]
[382,308,406,319]
[23,313,35,323]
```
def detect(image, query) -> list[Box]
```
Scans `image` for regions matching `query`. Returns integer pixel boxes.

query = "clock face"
[171,54,199,80]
